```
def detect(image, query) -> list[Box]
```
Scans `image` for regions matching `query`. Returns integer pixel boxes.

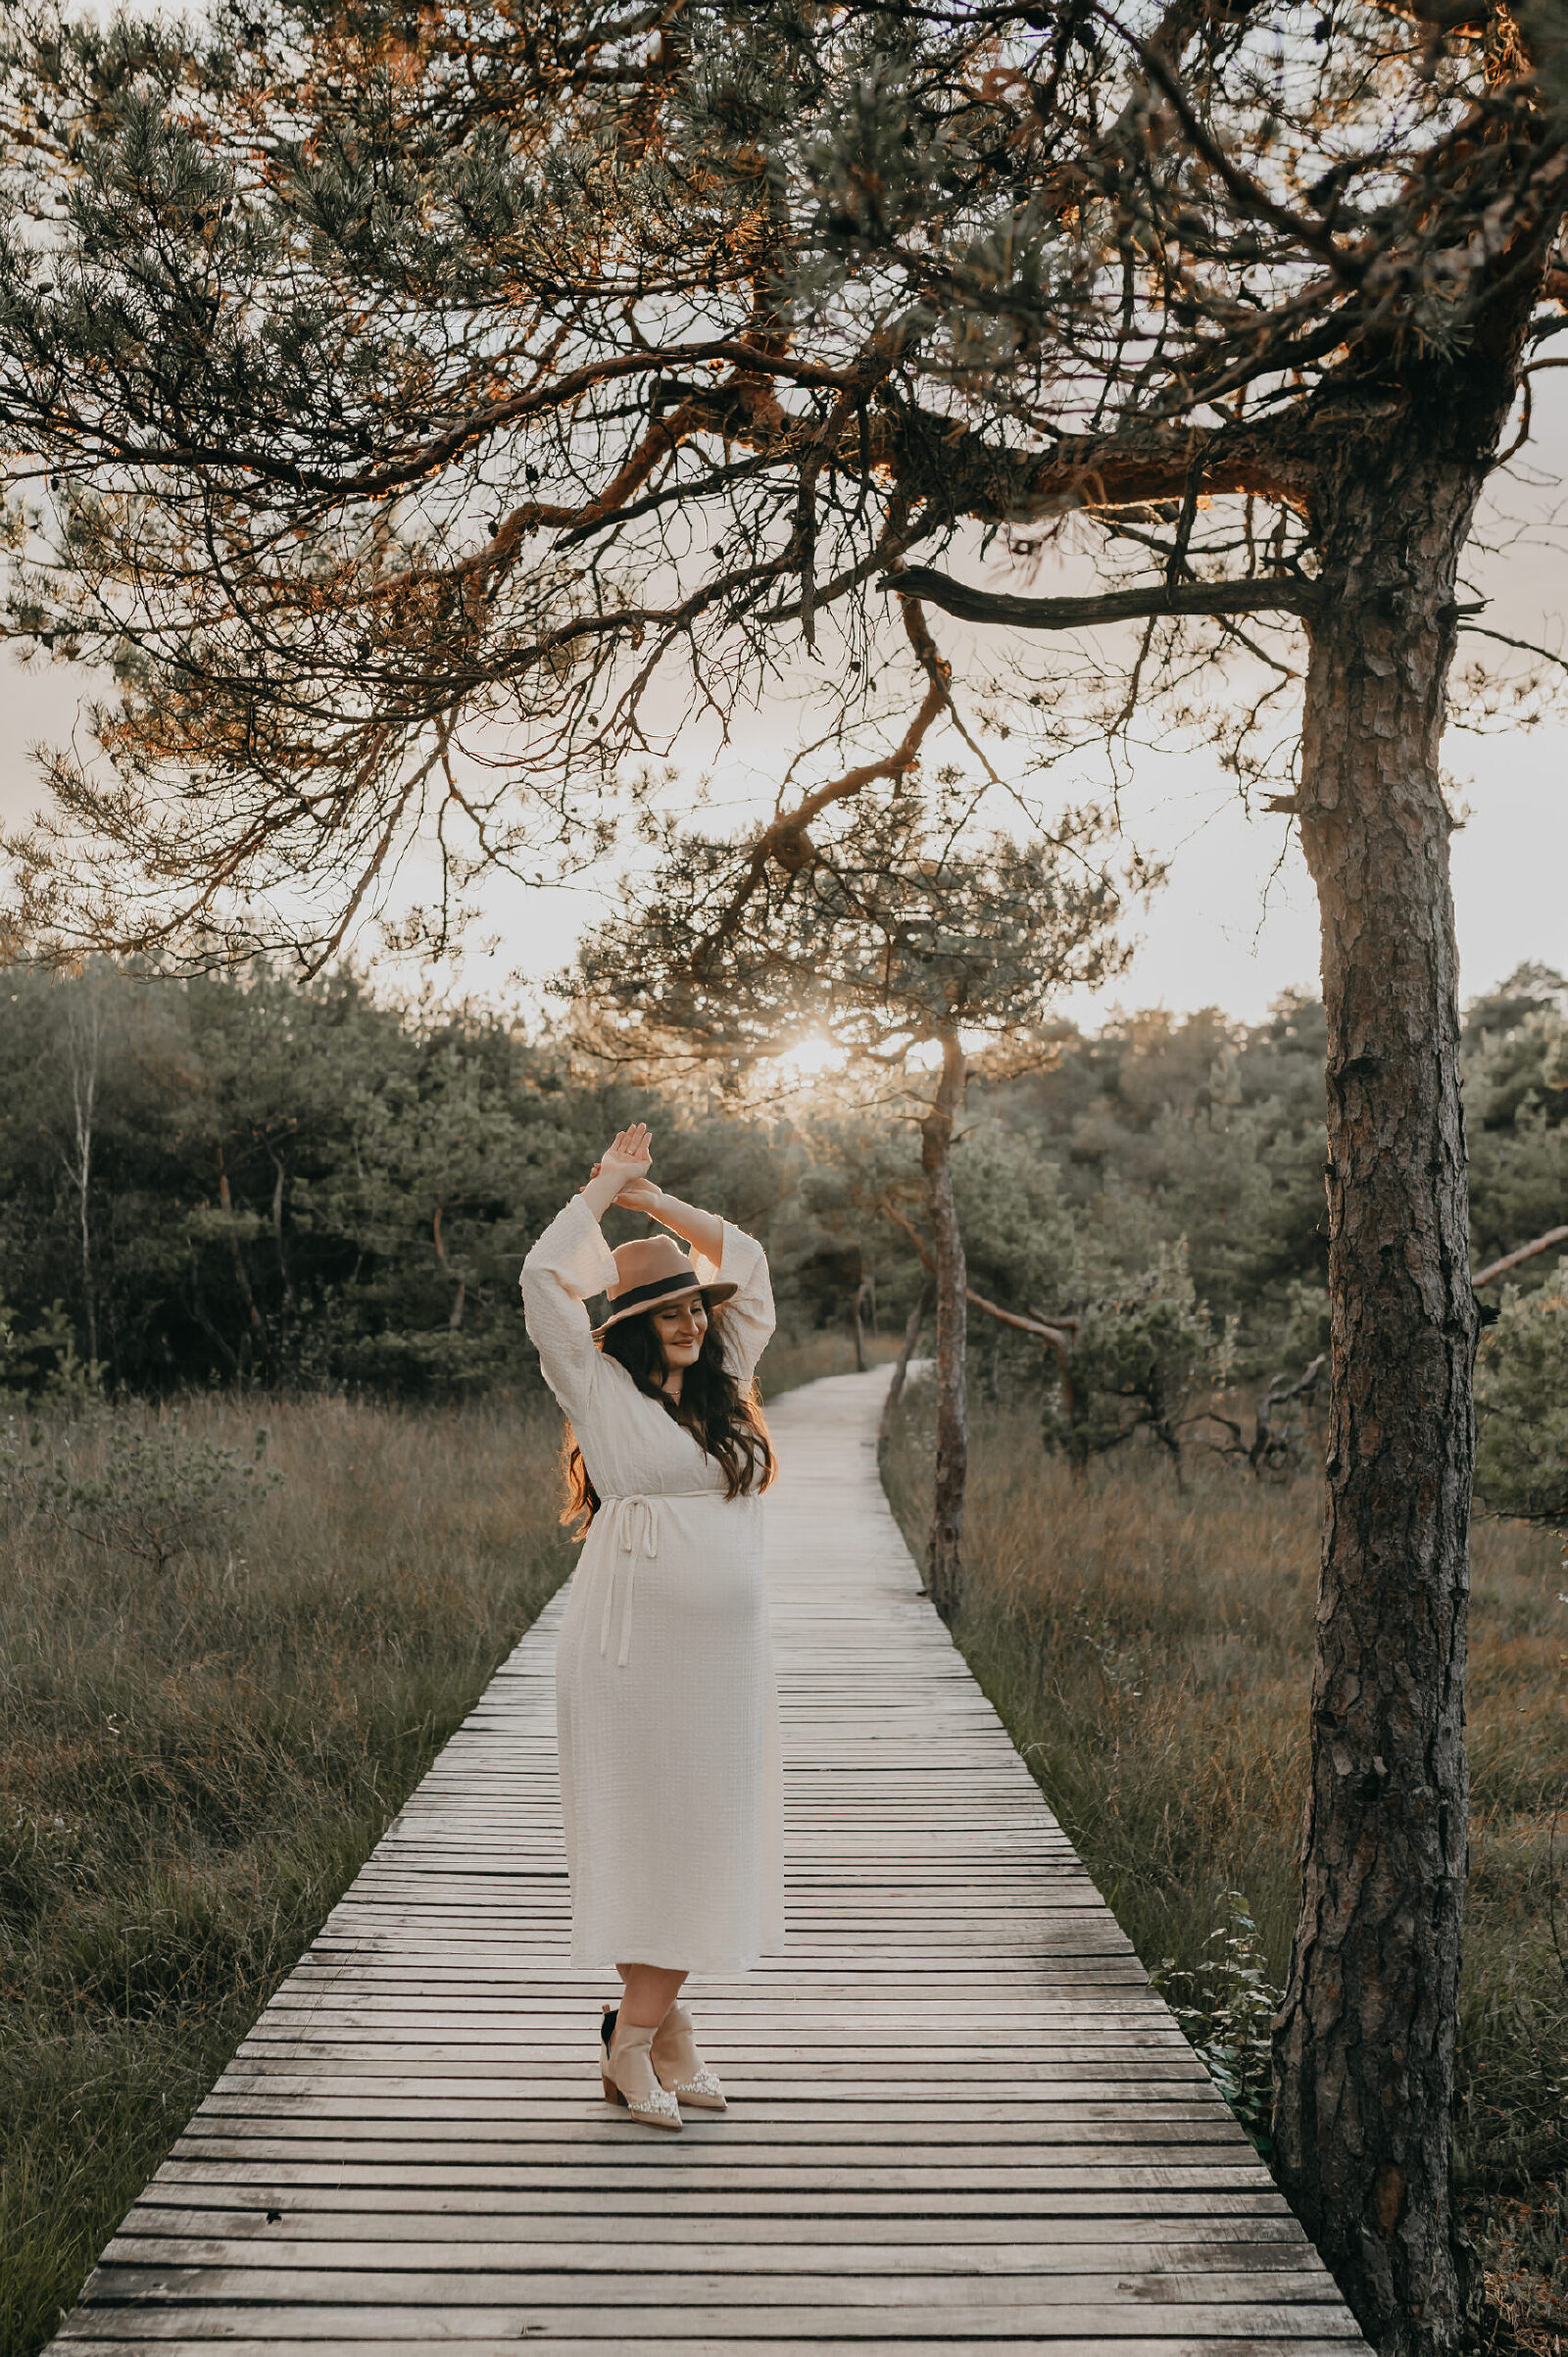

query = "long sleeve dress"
[520,1196,785,1976]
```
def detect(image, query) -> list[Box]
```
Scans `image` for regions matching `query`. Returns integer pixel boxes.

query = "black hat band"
[606,1269,702,1314]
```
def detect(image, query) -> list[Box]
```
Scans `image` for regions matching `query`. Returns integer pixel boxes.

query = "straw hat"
[590,1233,737,1338]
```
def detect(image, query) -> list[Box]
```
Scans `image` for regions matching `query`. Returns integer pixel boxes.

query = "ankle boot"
[651,2002,726,2112]
[599,2005,681,2130]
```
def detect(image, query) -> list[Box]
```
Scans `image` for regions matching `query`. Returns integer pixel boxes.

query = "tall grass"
[0,1325,884,2354]
[0,1393,574,2357]
[881,1384,1568,2355]
[759,1327,902,1399]
[7,1365,1561,2354]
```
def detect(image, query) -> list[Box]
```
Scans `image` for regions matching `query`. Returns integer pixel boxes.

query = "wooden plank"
[143,2170,1298,2217]
[108,2215,1312,2252]
[56,2340,1372,2356]
[60,2301,1365,2339]
[49,1366,1365,2356]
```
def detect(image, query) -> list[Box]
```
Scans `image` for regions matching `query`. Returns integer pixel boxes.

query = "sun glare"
[772,1033,846,1085]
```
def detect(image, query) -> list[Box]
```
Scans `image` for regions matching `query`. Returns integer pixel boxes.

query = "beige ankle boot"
[600,2006,681,2130]
[652,2002,726,2112]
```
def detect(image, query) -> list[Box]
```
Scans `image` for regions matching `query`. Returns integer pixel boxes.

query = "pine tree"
[573,785,1130,1617]
[5,7,1567,2342]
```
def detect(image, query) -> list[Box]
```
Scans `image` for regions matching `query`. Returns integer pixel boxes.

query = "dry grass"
[0,1392,574,2357]
[758,1328,903,1399]
[881,1384,1568,2355]
[6,1365,1560,2356]
[0,1326,886,2354]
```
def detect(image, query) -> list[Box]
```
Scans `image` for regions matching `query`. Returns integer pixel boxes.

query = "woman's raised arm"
[617,1180,723,1266]
[520,1128,652,1420]
[615,1174,774,1386]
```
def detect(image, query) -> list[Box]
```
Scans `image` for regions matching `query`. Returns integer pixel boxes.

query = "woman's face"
[651,1296,709,1371]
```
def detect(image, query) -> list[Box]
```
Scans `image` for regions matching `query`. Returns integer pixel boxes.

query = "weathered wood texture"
[55,1367,1366,2354]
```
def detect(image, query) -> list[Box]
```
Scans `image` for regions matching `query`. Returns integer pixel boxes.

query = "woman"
[520,1123,783,2130]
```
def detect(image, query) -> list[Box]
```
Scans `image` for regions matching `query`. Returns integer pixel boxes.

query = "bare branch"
[880,1201,1076,1363]
[878,566,1319,631]
[686,600,954,972]
[1472,1225,1568,1287]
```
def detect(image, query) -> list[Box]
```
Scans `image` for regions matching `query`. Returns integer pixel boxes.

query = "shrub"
[1047,1243,1232,1471]
[0,1415,280,1574]
[0,1300,96,1402]
[1475,1289,1568,1525]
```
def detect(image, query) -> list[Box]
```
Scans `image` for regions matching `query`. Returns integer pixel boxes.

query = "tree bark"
[921,1029,968,1621]
[217,1148,268,1376]
[433,1202,466,1329]
[62,983,103,1367]
[884,1284,930,1426]
[1273,430,1486,2357]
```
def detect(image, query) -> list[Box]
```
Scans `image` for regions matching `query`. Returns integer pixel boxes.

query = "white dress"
[520,1197,785,1975]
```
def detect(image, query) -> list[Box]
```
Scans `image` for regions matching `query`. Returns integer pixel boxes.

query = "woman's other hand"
[583,1159,660,1214]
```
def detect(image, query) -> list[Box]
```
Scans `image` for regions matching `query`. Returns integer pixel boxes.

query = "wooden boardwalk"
[59,1366,1366,2355]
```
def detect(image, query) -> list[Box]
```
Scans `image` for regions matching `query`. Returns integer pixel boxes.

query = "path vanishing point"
[54,1364,1368,2355]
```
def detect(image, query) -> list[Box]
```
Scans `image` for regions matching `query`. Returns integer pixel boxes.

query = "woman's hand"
[597,1124,653,1190]
[578,1125,654,1224]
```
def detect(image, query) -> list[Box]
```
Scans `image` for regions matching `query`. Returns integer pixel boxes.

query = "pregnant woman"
[520,1123,783,2130]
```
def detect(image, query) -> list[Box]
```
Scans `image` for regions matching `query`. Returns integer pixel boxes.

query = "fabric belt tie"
[599,1495,661,1667]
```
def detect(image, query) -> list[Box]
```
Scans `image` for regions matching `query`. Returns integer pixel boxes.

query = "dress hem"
[569,1943,786,1976]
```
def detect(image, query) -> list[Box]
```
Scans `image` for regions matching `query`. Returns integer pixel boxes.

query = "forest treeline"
[1,958,1564,1505]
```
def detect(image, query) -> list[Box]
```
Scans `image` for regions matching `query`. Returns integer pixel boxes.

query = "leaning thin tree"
[5,6,1568,2348]
[573,786,1131,1618]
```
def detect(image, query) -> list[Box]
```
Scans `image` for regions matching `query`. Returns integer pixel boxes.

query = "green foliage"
[0,961,636,1397]
[1274,1278,1332,1374]
[953,1121,1079,1316]
[1047,1245,1229,1468]
[1464,968,1568,1286]
[0,955,1561,1472]
[0,1298,95,1401]
[0,1414,281,1573]
[1475,1288,1568,1525]
[576,787,1133,1070]
[1153,1893,1284,2153]
[0,0,1554,977]
[990,995,1332,1361]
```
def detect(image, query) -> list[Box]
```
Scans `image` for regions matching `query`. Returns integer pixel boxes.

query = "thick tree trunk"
[921,1030,967,1621]
[1273,436,1484,2357]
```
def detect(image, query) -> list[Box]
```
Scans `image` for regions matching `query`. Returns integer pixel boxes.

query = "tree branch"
[878,566,1320,631]
[880,1201,1076,1360]
[1458,624,1568,675]
[1472,1225,1568,1287]
[686,599,953,972]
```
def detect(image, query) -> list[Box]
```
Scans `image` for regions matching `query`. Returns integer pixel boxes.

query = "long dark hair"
[562,1306,775,1535]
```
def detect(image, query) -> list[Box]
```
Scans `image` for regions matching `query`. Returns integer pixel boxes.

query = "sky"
[5,394,1567,1030]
